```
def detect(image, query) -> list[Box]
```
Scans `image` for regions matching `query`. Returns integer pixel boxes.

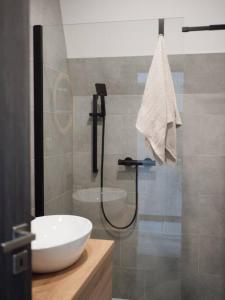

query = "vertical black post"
[159,18,164,35]
[92,95,98,173]
[33,25,44,216]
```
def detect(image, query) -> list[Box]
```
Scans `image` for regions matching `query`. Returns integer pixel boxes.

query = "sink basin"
[31,215,92,273]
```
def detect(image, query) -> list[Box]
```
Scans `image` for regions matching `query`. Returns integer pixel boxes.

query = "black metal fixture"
[89,85,156,229]
[89,83,107,173]
[33,25,44,217]
[118,157,156,167]
[182,24,225,32]
[158,18,164,35]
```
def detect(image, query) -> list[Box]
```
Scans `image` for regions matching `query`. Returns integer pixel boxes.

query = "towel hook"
[159,18,164,35]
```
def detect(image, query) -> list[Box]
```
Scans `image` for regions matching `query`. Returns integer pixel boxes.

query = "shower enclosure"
[34,17,225,300]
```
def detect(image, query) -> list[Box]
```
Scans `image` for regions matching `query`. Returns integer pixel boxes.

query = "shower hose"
[100,115,138,229]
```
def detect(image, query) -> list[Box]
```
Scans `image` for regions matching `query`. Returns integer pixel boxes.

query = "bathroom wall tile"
[184,53,225,93]
[183,112,225,156]
[91,228,121,266]
[43,66,58,112]
[104,115,125,155]
[182,194,199,235]
[45,197,61,215]
[106,95,142,115]
[53,73,73,112]
[44,156,64,201]
[68,55,186,96]
[60,190,73,214]
[145,267,181,300]
[44,112,73,156]
[112,267,146,300]
[199,236,225,275]
[182,156,199,194]
[181,272,199,300]
[181,272,225,300]
[44,153,73,202]
[73,152,100,188]
[184,93,225,115]
[200,114,225,156]
[198,156,225,194]
[136,217,164,234]
[196,273,225,300]
[74,96,92,116]
[182,114,203,156]
[43,67,73,113]
[73,115,93,153]
[138,165,167,201]
[198,194,225,236]
[181,235,198,273]
[121,231,181,271]
[45,190,72,215]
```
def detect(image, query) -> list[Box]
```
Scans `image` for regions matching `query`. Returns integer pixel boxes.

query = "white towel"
[136,35,182,164]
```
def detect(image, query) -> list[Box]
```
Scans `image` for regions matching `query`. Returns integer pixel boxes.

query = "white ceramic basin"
[31,215,92,273]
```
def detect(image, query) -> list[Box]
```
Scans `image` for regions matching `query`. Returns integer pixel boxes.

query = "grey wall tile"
[44,153,73,202]
[182,114,203,156]
[183,112,225,156]
[198,194,225,237]
[113,267,146,300]
[181,272,225,300]
[199,236,225,275]
[68,55,185,96]
[44,112,73,156]
[145,268,181,300]
[182,156,199,194]
[45,191,73,215]
[184,93,225,115]
[73,152,100,188]
[121,231,181,271]
[196,274,225,300]
[184,53,225,93]
[198,156,225,194]
[91,228,121,266]
[181,235,198,273]
[182,194,199,235]
[181,272,199,300]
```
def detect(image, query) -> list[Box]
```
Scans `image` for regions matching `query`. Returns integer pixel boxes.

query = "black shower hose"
[100,116,138,229]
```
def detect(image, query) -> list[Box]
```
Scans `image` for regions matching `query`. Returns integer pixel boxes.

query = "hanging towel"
[136,35,182,164]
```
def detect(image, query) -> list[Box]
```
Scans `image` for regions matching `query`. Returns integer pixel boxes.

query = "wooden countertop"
[32,239,114,300]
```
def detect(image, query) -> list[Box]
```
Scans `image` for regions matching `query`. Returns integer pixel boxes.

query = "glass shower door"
[71,17,184,300]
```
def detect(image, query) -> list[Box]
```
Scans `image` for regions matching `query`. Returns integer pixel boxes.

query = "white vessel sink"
[31,215,92,273]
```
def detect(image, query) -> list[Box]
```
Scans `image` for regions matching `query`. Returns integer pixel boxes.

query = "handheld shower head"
[95,83,107,117]
[95,83,107,96]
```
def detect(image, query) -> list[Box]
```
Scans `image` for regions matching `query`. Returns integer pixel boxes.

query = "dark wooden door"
[0,0,31,299]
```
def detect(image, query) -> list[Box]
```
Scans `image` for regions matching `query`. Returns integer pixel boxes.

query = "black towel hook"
[159,18,164,35]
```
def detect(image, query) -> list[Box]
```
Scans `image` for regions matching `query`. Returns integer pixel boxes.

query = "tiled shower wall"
[69,54,225,300]
[30,0,73,215]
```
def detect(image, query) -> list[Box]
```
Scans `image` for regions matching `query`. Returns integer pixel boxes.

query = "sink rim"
[31,215,92,251]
